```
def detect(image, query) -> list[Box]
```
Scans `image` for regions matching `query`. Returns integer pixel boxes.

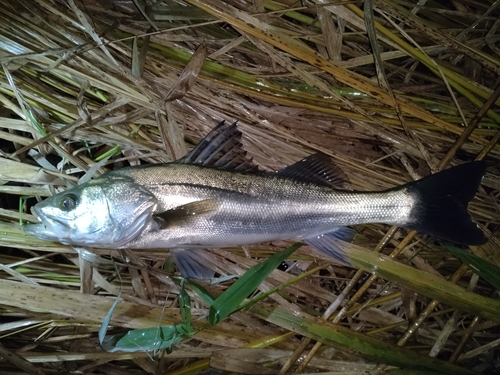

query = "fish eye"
[60,194,77,211]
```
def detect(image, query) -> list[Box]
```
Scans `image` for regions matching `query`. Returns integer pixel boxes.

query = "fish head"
[24,175,157,247]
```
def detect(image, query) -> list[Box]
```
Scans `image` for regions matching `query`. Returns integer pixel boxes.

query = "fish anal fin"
[303,227,356,265]
[170,248,216,279]
[176,121,257,172]
[277,153,349,189]
[153,199,220,229]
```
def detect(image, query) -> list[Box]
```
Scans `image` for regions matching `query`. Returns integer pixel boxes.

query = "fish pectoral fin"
[170,248,216,280]
[303,227,356,265]
[153,198,220,229]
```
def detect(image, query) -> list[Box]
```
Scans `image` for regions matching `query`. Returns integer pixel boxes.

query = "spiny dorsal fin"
[176,121,258,172]
[277,153,349,189]
[153,199,220,229]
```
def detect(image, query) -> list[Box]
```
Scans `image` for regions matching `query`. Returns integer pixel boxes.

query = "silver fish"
[24,122,487,278]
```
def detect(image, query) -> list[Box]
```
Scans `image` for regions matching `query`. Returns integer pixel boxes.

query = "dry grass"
[0,0,499,374]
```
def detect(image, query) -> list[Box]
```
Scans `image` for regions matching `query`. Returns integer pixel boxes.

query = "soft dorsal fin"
[176,121,258,172]
[277,153,349,189]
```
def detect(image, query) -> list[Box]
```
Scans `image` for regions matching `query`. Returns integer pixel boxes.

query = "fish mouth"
[32,206,70,228]
[31,206,44,222]
[23,206,69,241]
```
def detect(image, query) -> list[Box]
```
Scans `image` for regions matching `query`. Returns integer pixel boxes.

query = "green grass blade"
[208,243,302,325]
[444,244,500,291]
[99,277,197,353]
[184,279,216,306]
[345,244,500,322]
[250,303,477,375]
[179,280,192,330]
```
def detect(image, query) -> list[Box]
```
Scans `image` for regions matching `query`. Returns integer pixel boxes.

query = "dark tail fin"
[403,161,487,246]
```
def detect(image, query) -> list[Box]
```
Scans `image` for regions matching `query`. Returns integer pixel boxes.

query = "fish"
[24,121,487,278]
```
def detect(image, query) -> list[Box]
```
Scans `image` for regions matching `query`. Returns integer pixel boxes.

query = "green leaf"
[103,324,197,353]
[99,276,197,353]
[208,243,302,325]
[444,244,500,291]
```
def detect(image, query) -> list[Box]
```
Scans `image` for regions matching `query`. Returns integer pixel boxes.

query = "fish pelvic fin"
[170,248,216,280]
[402,161,487,246]
[303,227,356,265]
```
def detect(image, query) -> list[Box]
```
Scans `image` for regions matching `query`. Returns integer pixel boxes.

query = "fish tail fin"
[402,161,487,245]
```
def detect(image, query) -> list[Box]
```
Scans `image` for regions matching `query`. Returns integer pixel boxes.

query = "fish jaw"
[24,206,71,244]
[24,223,66,243]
